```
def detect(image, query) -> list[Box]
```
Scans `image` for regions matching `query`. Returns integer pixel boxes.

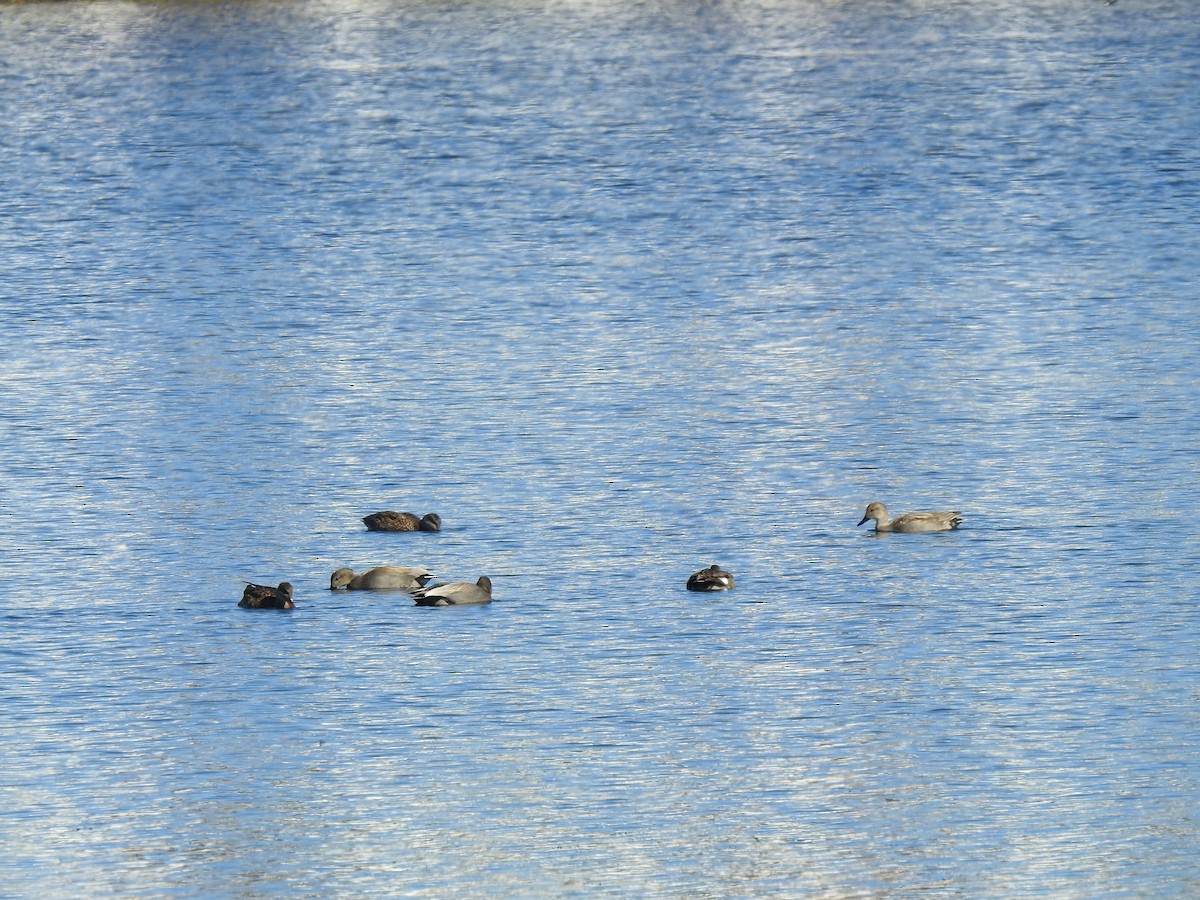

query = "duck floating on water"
[239,582,295,609]
[330,566,435,591]
[686,565,735,592]
[413,576,493,606]
[362,511,442,532]
[857,502,963,534]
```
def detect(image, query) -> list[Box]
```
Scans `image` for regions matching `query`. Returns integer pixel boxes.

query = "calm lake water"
[2,0,1199,896]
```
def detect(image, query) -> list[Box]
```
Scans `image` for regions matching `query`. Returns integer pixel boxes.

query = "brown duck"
[362,511,442,532]
[686,565,735,592]
[239,582,295,609]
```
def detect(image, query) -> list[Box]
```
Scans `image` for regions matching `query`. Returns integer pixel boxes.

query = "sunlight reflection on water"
[2,0,1200,896]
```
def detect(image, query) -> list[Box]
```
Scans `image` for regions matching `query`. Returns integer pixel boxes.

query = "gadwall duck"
[413,576,493,606]
[239,582,295,609]
[686,564,735,592]
[857,501,963,534]
[362,511,442,532]
[330,566,435,591]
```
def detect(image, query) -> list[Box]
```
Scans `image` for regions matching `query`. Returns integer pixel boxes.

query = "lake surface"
[2,0,1199,896]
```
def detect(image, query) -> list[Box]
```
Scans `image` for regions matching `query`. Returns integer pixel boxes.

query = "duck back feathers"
[239,582,295,609]
[362,511,442,532]
[330,566,435,590]
[413,576,493,606]
[687,565,735,592]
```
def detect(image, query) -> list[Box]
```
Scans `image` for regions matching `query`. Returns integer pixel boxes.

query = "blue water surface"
[2,0,1198,896]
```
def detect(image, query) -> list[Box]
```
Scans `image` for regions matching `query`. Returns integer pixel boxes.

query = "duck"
[857,501,963,534]
[239,582,295,609]
[330,566,435,591]
[413,576,493,606]
[686,564,735,592]
[362,511,442,532]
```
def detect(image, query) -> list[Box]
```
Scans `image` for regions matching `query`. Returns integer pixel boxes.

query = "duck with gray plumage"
[857,501,963,533]
[362,511,442,532]
[413,576,493,606]
[330,566,435,591]
[687,564,735,592]
[239,582,295,609]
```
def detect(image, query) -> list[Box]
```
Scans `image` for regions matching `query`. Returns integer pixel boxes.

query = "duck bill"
[856,515,870,526]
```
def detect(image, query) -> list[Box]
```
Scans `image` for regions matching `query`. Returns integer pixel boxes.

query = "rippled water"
[2,0,1199,896]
